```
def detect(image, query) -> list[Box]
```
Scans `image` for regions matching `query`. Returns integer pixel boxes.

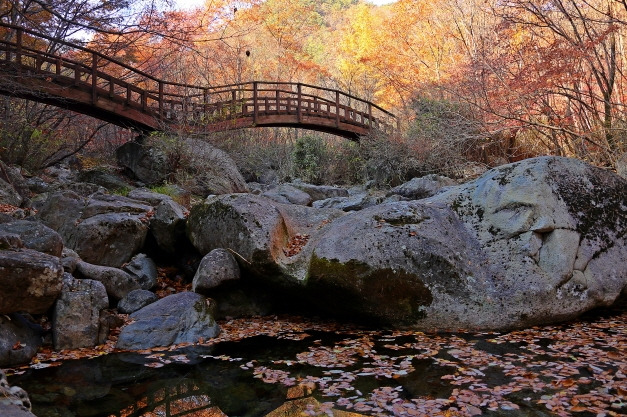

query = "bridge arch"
[0,23,396,140]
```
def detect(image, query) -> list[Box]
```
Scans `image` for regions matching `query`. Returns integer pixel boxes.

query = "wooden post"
[253,81,258,124]
[203,88,209,122]
[335,90,340,127]
[91,52,97,104]
[368,103,372,128]
[276,89,280,112]
[231,89,237,116]
[297,83,302,123]
[56,57,61,75]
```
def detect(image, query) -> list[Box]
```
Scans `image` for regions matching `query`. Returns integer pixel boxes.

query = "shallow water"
[7,311,626,417]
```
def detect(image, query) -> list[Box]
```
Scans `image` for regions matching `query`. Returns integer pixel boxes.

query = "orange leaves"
[283,233,310,257]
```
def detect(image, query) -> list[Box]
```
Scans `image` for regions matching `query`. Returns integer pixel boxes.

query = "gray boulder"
[312,192,386,212]
[52,274,109,350]
[289,182,348,202]
[127,188,173,206]
[309,201,496,329]
[122,253,158,290]
[262,184,313,206]
[117,289,158,314]
[187,194,344,283]
[0,178,22,207]
[116,292,220,350]
[37,191,152,267]
[150,199,189,254]
[0,249,64,314]
[0,314,42,367]
[76,261,141,301]
[116,140,169,185]
[0,220,63,257]
[388,174,457,200]
[77,169,132,191]
[309,157,627,330]
[192,248,240,294]
[117,137,248,196]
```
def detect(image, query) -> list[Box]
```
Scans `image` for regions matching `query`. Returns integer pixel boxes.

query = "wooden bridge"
[0,23,396,140]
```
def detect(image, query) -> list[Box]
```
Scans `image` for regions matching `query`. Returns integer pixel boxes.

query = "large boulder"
[150,199,189,254]
[0,220,63,257]
[308,157,627,330]
[37,191,152,267]
[0,161,29,206]
[116,140,169,185]
[0,178,22,207]
[187,194,344,282]
[76,261,141,301]
[52,274,109,350]
[0,249,64,314]
[116,292,220,350]
[117,137,248,195]
[388,174,457,200]
[309,201,497,329]
[0,314,42,367]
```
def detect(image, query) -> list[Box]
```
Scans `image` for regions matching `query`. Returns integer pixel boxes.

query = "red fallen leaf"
[12,341,25,350]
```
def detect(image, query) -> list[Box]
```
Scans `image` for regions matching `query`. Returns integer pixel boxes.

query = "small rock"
[76,261,140,301]
[262,184,313,206]
[388,174,457,200]
[192,249,240,294]
[122,254,158,290]
[116,292,220,350]
[117,289,158,314]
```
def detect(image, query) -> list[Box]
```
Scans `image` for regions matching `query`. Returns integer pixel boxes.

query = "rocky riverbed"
[1,143,626,416]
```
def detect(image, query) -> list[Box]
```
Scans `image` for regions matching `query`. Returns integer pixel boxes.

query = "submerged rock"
[116,292,220,350]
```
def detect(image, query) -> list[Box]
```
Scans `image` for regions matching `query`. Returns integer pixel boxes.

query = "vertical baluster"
[297,83,302,123]
[159,81,164,121]
[253,82,258,124]
[335,90,340,127]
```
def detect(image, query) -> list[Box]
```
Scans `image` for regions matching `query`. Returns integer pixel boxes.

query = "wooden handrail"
[0,22,397,138]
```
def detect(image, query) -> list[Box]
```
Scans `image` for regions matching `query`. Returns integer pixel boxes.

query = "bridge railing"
[0,22,396,135]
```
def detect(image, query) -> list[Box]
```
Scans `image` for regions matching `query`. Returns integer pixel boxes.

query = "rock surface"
[388,174,457,200]
[289,183,348,202]
[262,184,313,206]
[187,194,345,282]
[192,248,241,294]
[76,261,141,301]
[0,370,35,417]
[52,274,109,350]
[37,191,151,267]
[116,141,169,185]
[117,289,158,314]
[309,157,627,330]
[150,198,189,254]
[0,314,42,367]
[0,249,64,314]
[116,292,220,349]
[122,253,158,290]
[0,220,63,257]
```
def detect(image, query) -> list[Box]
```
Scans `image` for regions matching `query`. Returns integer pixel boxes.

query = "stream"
[6,308,626,417]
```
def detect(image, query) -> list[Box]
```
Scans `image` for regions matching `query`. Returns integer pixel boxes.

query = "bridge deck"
[0,23,396,139]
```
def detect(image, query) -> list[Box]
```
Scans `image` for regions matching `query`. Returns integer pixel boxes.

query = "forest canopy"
[1,0,626,179]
